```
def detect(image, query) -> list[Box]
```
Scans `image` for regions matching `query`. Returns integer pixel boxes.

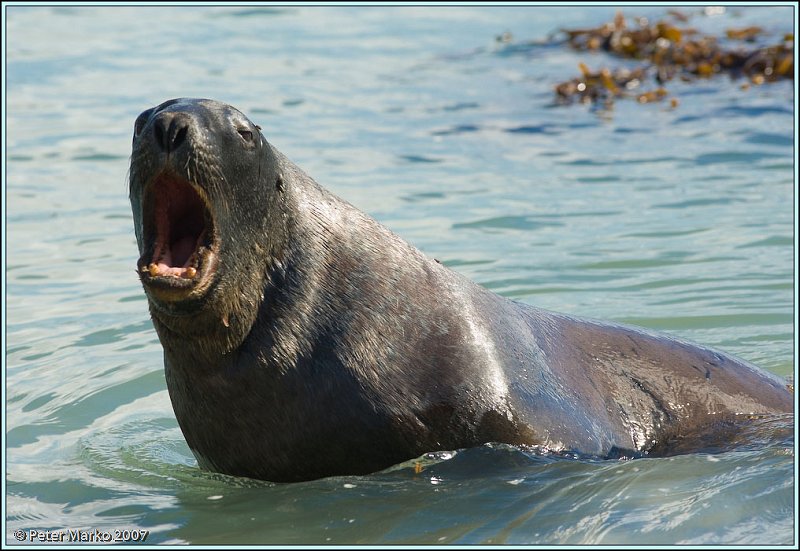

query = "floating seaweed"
[554,63,659,108]
[553,10,793,108]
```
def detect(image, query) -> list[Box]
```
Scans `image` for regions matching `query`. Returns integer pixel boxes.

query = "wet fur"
[130,99,793,482]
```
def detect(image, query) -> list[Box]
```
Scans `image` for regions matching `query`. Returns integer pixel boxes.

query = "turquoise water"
[5,5,796,546]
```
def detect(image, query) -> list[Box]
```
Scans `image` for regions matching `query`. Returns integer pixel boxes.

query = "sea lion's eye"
[238,129,254,142]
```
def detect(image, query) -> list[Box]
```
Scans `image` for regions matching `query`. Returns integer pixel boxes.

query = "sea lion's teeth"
[140,264,149,273]
[185,267,197,279]
[148,263,159,277]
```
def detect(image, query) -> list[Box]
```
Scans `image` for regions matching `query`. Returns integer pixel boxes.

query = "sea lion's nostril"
[154,119,166,150]
[171,121,188,150]
[154,113,190,153]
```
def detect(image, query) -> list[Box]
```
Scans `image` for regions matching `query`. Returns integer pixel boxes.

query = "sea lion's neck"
[154,155,542,480]
[148,247,286,368]
[150,302,256,369]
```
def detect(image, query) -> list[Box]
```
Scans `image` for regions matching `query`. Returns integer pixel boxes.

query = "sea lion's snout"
[134,100,204,161]
[130,100,222,305]
[152,111,192,155]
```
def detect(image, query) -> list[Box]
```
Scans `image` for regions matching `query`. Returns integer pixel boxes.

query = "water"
[5,4,796,546]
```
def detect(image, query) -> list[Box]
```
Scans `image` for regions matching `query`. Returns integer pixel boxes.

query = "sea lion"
[129,98,793,482]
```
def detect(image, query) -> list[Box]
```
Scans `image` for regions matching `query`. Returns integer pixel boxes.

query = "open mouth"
[138,172,218,298]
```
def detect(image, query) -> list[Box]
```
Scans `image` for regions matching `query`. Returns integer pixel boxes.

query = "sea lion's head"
[129,98,285,354]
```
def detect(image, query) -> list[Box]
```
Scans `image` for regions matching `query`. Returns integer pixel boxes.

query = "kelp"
[554,10,793,107]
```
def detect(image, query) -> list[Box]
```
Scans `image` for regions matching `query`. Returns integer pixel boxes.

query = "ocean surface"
[5,4,796,546]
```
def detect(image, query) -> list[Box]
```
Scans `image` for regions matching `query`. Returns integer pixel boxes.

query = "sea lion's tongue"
[171,235,197,267]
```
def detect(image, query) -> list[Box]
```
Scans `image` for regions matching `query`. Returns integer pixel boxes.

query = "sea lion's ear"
[276,174,284,193]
